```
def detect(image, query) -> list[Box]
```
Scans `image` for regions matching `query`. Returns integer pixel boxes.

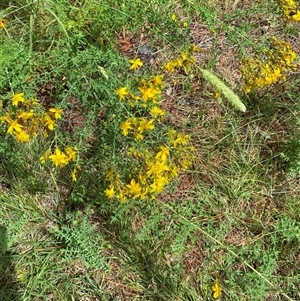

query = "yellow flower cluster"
[240,38,297,93]
[116,74,164,105]
[0,93,63,142]
[41,147,80,181]
[277,0,300,21]
[116,72,166,141]
[105,132,194,203]
[120,117,155,140]
[162,44,201,74]
[108,55,195,202]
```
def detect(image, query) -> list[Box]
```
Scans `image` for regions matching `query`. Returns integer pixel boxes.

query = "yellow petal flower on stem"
[17,111,34,121]
[129,58,143,71]
[71,165,81,182]
[49,108,63,119]
[150,176,168,194]
[150,106,165,119]
[65,146,77,161]
[7,120,23,134]
[137,118,155,133]
[49,148,68,167]
[212,279,222,299]
[120,119,133,136]
[0,19,7,28]
[105,185,115,198]
[126,179,142,199]
[14,130,30,142]
[12,93,25,106]
[291,11,300,22]
[115,87,129,100]
[151,75,164,87]
[44,115,56,131]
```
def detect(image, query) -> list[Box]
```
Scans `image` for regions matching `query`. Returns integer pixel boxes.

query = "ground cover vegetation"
[0,0,300,300]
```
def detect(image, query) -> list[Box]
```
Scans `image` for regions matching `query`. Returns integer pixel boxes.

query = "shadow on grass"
[0,225,21,301]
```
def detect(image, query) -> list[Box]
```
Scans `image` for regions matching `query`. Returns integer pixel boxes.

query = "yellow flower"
[49,108,63,119]
[126,179,142,198]
[44,115,56,131]
[65,146,77,162]
[71,165,81,182]
[120,119,133,136]
[291,11,300,21]
[7,119,23,134]
[137,118,155,133]
[14,130,30,142]
[171,14,177,21]
[183,21,188,27]
[105,185,115,198]
[155,147,169,162]
[172,133,190,147]
[49,148,68,167]
[0,19,7,28]
[151,75,164,87]
[150,176,168,194]
[129,58,143,71]
[212,279,222,299]
[12,93,25,106]
[138,86,160,102]
[163,61,176,72]
[17,111,34,121]
[134,132,144,141]
[115,87,129,100]
[150,106,165,119]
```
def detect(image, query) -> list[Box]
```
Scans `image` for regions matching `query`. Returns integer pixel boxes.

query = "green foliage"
[50,208,109,271]
[282,135,300,175]
[0,0,300,300]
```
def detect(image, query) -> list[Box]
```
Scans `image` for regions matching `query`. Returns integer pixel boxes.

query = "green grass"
[1,0,300,300]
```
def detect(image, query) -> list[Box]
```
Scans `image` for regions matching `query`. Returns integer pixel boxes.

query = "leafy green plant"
[49,208,109,270]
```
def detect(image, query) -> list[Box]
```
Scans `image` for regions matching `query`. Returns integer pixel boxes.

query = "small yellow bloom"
[115,87,129,100]
[150,176,168,194]
[137,118,155,133]
[291,11,300,22]
[120,119,133,136]
[134,132,144,141]
[49,148,68,167]
[129,58,143,71]
[17,111,34,121]
[71,165,81,182]
[126,179,142,198]
[151,75,164,87]
[105,185,115,199]
[162,61,176,73]
[65,146,77,162]
[7,120,23,134]
[44,115,56,131]
[171,14,177,21]
[14,130,30,142]
[49,108,63,119]
[212,279,222,299]
[0,19,7,28]
[12,93,25,106]
[183,21,188,27]
[150,106,165,119]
